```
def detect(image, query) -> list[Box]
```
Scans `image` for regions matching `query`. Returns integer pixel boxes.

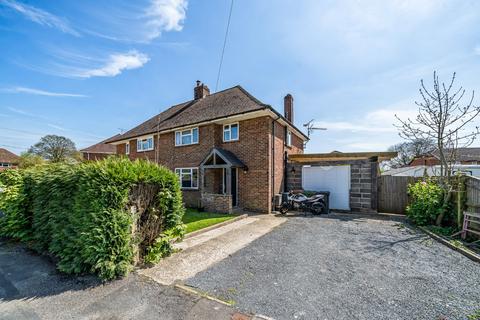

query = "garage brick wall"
[286,158,379,213]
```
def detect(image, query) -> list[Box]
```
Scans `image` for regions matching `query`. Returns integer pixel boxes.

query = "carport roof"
[289,151,397,162]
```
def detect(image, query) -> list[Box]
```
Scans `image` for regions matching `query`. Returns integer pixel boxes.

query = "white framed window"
[137,136,154,152]
[223,123,239,142]
[175,168,199,189]
[175,127,199,146]
[0,163,11,167]
[286,130,292,147]
[125,142,130,155]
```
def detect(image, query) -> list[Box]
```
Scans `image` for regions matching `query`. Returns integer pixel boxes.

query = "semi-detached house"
[106,81,308,214]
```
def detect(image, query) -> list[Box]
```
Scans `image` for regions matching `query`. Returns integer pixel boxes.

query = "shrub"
[406,180,449,226]
[0,158,185,280]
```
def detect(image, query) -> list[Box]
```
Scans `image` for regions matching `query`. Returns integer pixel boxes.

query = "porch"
[200,148,247,213]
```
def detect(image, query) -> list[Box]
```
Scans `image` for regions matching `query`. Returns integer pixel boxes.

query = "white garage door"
[302,165,351,210]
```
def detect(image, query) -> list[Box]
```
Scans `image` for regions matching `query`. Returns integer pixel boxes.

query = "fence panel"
[377,176,420,214]
[465,176,480,214]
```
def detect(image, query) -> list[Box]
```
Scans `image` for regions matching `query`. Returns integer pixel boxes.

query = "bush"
[0,158,185,280]
[406,180,449,226]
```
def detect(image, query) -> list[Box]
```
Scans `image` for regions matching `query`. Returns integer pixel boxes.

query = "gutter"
[107,107,309,145]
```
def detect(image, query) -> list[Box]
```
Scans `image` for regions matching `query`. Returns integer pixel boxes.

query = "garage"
[286,152,397,213]
[302,165,351,210]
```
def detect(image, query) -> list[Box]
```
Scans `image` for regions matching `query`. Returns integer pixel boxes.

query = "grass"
[182,209,235,234]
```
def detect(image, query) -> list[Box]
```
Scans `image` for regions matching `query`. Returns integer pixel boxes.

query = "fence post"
[457,176,465,229]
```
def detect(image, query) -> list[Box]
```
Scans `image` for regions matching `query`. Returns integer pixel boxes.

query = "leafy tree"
[28,135,77,163]
[387,138,436,168]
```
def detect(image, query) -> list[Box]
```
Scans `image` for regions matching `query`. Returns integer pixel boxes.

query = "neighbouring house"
[385,147,480,177]
[383,164,480,177]
[106,81,308,214]
[80,135,119,161]
[409,147,480,166]
[0,148,20,170]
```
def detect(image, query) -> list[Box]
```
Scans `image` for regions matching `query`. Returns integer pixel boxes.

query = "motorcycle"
[279,191,327,215]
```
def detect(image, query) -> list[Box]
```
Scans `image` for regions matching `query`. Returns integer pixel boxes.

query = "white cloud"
[3,86,87,97]
[76,51,149,78]
[0,0,80,36]
[475,45,480,55]
[314,102,418,134]
[145,0,187,40]
[47,123,67,131]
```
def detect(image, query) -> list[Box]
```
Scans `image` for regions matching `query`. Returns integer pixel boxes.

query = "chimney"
[194,80,210,100]
[284,94,293,123]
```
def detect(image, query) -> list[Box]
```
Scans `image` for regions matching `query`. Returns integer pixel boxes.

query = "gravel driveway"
[186,214,480,320]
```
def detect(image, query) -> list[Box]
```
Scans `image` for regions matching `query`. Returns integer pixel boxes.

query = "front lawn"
[182,209,235,234]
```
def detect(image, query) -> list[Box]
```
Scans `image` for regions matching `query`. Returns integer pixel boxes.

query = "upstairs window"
[223,123,239,142]
[137,137,154,152]
[125,142,130,155]
[175,128,199,146]
[286,130,292,147]
[175,168,199,189]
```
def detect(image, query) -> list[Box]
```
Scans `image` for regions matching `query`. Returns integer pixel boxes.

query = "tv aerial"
[303,119,327,139]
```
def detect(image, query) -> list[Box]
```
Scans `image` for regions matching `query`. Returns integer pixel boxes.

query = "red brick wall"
[271,121,304,202]
[409,156,439,166]
[218,117,271,213]
[116,117,274,213]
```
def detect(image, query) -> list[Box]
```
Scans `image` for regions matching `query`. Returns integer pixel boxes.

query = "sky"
[1,0,480,154]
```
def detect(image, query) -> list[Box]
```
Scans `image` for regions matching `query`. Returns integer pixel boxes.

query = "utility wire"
[215,0,234,92]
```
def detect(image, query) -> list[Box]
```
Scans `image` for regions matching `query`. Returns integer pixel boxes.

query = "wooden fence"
[377,176,420,214]
[378,175,480,215]
[465,176,480,214]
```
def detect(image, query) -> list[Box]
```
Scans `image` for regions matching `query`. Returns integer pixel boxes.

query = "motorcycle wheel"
[311,203,325,215]
[279,203,289,215]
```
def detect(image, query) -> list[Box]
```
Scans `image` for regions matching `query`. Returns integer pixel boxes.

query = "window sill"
[137,149,154,152]
[181,188,199,191]
[175,142,199,147]
[223,139,239,143]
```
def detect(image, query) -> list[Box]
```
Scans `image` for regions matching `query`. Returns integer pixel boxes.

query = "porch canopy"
[199,147,246,195]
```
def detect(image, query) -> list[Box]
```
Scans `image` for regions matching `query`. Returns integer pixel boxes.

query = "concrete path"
[140,214,286,285]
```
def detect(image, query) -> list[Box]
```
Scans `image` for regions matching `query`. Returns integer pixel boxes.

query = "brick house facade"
[107,82,308,213]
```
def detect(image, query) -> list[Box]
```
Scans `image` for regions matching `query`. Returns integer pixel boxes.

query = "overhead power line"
[215,0,234,92]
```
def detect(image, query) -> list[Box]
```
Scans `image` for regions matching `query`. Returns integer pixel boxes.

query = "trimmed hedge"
[0,158,185,280]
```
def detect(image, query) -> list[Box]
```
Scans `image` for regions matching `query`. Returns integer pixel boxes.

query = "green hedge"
[0,158,185,280]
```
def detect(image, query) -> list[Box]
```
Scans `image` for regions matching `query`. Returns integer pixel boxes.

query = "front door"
[231,168,237,206]
[223,168,238,207]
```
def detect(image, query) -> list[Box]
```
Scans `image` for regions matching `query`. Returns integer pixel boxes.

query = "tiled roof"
[80,135,119,154]
[106,85,307,143]
[432,147,480,162]
[0,148,20,164]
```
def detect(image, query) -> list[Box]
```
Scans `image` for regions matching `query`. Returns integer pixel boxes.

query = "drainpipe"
[271,116,281,212]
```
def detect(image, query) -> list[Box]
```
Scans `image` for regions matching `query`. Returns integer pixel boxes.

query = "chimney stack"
[194,80,210,100]
[284,94,293,123]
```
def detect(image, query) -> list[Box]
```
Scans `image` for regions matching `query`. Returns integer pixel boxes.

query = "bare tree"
[387,138,435,168]
[396,71,480,225]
